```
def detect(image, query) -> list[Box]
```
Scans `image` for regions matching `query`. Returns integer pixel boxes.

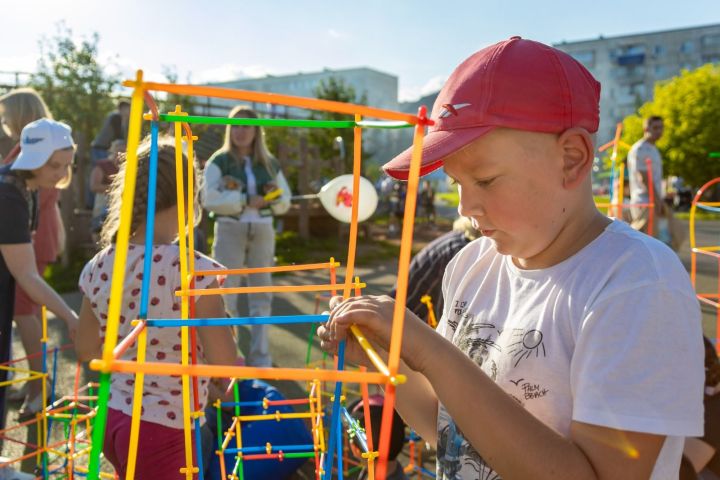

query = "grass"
[437,190,459,208]
[44,250,93,293]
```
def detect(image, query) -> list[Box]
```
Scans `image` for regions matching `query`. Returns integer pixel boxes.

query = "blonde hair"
[100,136,195,246]
[221,105,276,177]
[0,88,52,138]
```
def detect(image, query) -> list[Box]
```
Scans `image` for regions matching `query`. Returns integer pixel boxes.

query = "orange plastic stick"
[90,359,402,384]
[121,81,418,124]
[176,283,365,297]
[194,261,340,276]
[377,107,426,480]
[342,115,363,299]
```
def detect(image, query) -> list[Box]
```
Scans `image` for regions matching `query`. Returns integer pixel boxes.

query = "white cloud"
[194,64,275,84]
[399,75,447,102]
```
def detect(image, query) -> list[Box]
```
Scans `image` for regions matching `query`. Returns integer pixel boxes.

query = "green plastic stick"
[157,114,412,130]
[233,381,244,480]
[87,372,112,479]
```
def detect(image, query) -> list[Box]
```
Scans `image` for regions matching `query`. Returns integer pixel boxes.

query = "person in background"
[87,100,129,208]
[390,217,479,323]
[627,116,665,240]
[89,139,125,240]
[0,88,66,418]
[202,106,291,367]
[0,119,78,428]
[90,100,129,165]
[420,179,436,224]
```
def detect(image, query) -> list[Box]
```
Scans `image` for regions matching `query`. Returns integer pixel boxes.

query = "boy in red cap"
[318,37,703,479]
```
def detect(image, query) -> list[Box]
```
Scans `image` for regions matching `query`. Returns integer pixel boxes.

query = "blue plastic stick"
[194,417,205,480]
[139,121,160,320]
[146,314,328,327]
[323,340,346,479]
[695,203,720,213]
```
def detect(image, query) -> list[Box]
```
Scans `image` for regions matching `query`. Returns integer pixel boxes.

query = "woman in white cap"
[0,88,66,416]
[0,118,79,425]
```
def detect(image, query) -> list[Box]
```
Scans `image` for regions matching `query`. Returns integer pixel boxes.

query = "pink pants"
[104,408,197,479]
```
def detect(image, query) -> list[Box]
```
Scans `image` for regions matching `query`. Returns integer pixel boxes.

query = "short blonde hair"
[0,88,52,139]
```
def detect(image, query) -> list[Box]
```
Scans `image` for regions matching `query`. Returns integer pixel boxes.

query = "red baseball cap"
[383,36,601,180]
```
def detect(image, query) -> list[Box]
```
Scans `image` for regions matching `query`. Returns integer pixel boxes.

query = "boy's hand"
[317,295,433,372]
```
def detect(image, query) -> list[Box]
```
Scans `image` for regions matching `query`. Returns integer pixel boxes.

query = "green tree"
[30,23,119,155]
[309,76,369,178]
[619,64,720,187]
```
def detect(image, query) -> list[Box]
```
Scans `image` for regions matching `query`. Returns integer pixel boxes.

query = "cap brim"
[11,152,47,171]
[382,126,494,180]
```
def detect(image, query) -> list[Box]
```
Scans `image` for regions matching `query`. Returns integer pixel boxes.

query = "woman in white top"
[202,106,291,367]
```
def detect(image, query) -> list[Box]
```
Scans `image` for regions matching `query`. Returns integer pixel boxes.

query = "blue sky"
[2,0,719,101]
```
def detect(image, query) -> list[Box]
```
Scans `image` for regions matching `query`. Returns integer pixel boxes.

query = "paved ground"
[2,214,718,476]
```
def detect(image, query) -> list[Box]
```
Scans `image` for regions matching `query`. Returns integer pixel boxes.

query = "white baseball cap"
[11,118,74,171]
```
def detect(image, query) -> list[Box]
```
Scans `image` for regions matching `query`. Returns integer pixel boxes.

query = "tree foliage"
[309,76,369,177]
[619,64,720,187]
[29,23,119,153]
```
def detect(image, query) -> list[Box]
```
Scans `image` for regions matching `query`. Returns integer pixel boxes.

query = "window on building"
[681,41,695,54]
[654,64,666,76]
[702,55,720,64]
[654,44,665,56]
[571,50,595,66]
[702,34,720,48]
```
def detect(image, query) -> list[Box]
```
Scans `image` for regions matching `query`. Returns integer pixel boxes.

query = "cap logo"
[438,103,471,119]
[23,136,44,145]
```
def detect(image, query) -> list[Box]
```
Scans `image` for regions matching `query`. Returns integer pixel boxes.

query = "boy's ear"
[557,128,594,189]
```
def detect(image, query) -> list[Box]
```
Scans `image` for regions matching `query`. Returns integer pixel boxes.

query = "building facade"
[197,67,402,166]
[554,24,720,143]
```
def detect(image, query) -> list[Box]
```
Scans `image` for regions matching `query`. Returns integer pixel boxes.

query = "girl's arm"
[270,170,291,216]
[201,162,246,215]
[195,279,239,366]
[1,243,77,336]
[75,296,102,362]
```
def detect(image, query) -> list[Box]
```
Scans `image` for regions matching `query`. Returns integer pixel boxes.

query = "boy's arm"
[394,360,438,444]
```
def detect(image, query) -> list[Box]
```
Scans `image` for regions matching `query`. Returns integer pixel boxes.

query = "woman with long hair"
[0,88,67,418]
[202,106,290,367]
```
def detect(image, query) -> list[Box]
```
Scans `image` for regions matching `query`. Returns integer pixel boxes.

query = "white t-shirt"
[435,220,703,479]
[628,139,663,204]
[79,244,225,429]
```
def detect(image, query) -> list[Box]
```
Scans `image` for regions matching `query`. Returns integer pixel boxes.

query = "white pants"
[212,220,275,367]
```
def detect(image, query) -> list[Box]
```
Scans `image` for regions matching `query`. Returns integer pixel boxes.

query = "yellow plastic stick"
[174,109,197,480]
[237,411,317,422]
[102,70,146,366]
[124,326,147,479]
[176,283,366,297]
[349,325,400,385]
[420,295,437,328]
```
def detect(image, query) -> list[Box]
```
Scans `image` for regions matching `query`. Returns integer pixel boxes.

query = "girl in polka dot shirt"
[75,137,239,479]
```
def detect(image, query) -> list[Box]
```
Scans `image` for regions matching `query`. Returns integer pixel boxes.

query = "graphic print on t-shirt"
[437,298,552,479]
